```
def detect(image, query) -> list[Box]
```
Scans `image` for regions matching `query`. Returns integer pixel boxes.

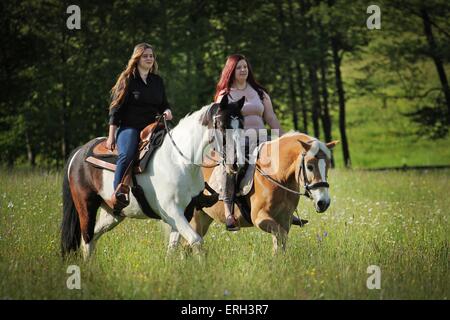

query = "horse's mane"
[279,130,331,159]
[175,103,213,128]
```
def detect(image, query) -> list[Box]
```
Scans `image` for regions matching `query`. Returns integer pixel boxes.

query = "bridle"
[298,151,330,198]
[255,150,329,199]
[161,105,241,168]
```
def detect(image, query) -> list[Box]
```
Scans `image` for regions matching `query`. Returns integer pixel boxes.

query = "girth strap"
[131,175,161,220]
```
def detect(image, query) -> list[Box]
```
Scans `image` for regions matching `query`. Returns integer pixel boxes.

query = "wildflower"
[7,202,14,209]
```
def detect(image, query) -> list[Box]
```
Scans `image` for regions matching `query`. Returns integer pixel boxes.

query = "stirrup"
[111,183,130,212]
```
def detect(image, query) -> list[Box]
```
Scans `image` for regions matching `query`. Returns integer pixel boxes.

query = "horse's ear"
[219,94,229,108]
[298,140,312,151]
[326,140,339,149]
[237,96,245,110]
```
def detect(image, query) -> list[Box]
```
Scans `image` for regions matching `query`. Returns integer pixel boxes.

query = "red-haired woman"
[107,43,172,210]
[214,54,285,231]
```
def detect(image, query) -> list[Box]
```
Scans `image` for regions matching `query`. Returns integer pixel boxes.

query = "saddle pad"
[85,138,117,170]
[206,142,265,197]
[85,129,166,172]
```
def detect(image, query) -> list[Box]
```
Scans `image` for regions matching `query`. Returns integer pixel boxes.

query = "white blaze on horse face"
[230,117,239,130]
[230,117,244,166]
[311,186,330,211]
[310,158,330,212]
[318,159,326,182]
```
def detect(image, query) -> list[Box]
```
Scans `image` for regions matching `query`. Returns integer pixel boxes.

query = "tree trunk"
[331,36,351,167]
[319,55,335,167]
[25,128,36,167]
[296,61,308,133]
[60,34,69,163]
[308,64,321,139]
[190,0,208,107]
[288,64,299,131]
[420,6,450,120]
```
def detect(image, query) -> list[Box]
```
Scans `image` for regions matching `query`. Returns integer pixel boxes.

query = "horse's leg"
[190,209,214,238]
[93,206,124,241]
[71,189,102,261]
[167,226,181,251]
[254,211,288,255]
[175,209,214,250]
[162,204,203,254]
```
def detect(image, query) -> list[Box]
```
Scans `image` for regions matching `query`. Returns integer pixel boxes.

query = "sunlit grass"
[0,169,448,299]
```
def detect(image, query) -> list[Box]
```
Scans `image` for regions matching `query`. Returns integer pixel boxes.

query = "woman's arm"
[108,85,130,127]
[159,77,173,120]
[106,125,117,151]
[262,92,285,136]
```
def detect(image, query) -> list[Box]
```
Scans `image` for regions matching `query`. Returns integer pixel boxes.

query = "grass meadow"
[0,167,448,300]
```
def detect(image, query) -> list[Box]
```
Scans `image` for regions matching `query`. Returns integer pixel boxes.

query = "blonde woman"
[107,43,172,209]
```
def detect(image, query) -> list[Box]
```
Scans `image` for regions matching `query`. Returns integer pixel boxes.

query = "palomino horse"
[174,132,338,253]
[61,95,245,259]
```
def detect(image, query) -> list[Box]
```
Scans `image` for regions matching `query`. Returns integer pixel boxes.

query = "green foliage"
[0,0,449,168]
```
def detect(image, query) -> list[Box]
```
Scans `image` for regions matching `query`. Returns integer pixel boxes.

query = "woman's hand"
[106,125,117,151]
[163,109,173,121]
[106,135,116,151]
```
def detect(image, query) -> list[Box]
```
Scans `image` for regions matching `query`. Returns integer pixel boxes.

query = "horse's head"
[202,95,245,173]
[298,139,339,213]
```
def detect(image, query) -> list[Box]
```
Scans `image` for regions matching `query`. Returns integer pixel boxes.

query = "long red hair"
[214,54,267,102]
[109,43,158,110]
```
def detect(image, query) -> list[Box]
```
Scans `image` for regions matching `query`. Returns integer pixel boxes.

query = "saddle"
[85,122,166,173]
[206,142,263,198]
[204,143,265,225]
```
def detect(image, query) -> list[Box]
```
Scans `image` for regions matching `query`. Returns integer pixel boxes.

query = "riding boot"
[111,183,130,215]
[224,200,240,231]
[292,215,309,227]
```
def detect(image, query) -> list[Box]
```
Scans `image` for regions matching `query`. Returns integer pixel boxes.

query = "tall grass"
[0,168,448,299]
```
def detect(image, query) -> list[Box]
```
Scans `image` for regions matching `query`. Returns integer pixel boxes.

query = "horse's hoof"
[190,242,206,262]
[292,217,308,227]
[191,242,202,254]
[165,245,178,261]
[226,216,240,231]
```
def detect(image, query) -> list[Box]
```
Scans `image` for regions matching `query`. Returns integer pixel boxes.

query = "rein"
[255,151,329,199]
[160,110,224,168]
[255,165,311,198]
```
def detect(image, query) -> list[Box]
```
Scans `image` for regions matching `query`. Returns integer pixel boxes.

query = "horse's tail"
[61,147,82,257]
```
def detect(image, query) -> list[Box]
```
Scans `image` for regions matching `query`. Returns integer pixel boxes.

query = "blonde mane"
[279,131,331,159]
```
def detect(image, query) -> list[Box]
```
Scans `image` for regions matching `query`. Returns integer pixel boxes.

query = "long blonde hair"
[109,43,159,110]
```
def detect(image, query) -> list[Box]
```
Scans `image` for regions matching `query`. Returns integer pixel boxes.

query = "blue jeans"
[114,127,140,190]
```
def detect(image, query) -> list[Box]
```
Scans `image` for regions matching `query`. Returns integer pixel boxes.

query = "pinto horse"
[173,132,338,253]
[61,95,245,259]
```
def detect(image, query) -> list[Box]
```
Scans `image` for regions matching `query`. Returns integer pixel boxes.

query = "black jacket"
[109,72,170,130]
